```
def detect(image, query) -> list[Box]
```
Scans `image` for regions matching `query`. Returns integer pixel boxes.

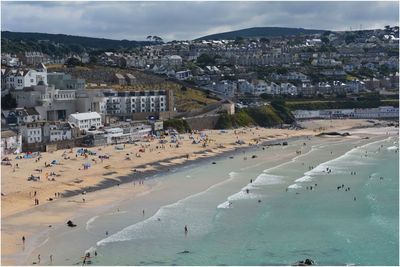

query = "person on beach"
[142,209,145,216]
[184,225,188,234]
[354,197,357,201]
[50,254,53,263]
[22,236,25,244]
[38,254,41,263]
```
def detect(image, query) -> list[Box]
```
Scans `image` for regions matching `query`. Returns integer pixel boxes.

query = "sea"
[31,131,399,266]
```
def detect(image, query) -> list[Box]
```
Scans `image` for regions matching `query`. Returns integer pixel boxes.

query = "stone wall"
[185,115,220,130]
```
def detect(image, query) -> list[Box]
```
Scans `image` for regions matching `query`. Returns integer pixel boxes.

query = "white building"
[379,106,399,118]
[252,80,268,95]
[161,55,182,67]
[268,82,281,95]
[45,122,74,142]
[101,90,169,115]
[280,83,298,96]
[68,112,102,131]
[237,79,255,95]
[215,80,237,98]
[1,130,22,155]
[21,122,44,144]
[175,70,192,80]
[293,110,321,119]
[4,64,47,90]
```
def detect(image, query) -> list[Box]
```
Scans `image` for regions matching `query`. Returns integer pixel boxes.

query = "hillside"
[195,27,325,40]
[1,31,153,55]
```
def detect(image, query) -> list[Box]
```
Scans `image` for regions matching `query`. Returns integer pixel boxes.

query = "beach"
[1,119,398,265]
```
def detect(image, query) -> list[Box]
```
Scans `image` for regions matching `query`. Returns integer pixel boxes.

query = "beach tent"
[51,160,59,164]
[115,145,124,150]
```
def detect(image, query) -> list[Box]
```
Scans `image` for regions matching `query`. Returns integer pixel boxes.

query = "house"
[280,83,298,96]
[161,55,182,67]
[4,63,47,90]
[68,112,102,132]
[1,129,22,155]
[214,80,237,98]
[364,78,380,90]
[252,80,268,95]
[1,53,20,67]
[346,80,365,94]
[2,107,41,126]
[21,122,46,144]
[237,79,254,95]
[269,82,281,95]
[43,121,77,142]
[114,73,127,85]
[175,70,192,81]
[20,52,48,65]
[125,73,137,85]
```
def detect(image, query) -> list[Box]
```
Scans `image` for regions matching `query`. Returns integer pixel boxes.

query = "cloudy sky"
[1,1,399,41]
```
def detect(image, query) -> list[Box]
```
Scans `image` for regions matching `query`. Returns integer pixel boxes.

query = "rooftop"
[69,112,101,121]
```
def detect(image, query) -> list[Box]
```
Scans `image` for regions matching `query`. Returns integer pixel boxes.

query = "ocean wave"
[97,170,240,246]
[387,146,398,151]
[229,171,238,178]
[291,138,390,184]
[288,184,302,189]
[86,215,99,231]
[262,139,352,174]
[227,190,261,202]
[252,173,284,186]
[295,175,313,182]
[217,201,231,209]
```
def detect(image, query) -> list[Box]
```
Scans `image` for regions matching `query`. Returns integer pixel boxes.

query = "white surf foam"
[252,173,284,186]
[288,184,302,189]
[387,146,398,151]
[293,137,390,183]
[217,201,231,209]
[85,215,99,231]
[97,170,240,246]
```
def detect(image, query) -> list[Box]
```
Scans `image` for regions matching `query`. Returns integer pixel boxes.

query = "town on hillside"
[1,26,399,155]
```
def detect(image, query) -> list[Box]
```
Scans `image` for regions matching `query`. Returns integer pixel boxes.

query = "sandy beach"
[0,119,387,265]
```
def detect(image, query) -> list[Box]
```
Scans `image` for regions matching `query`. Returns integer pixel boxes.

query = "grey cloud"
[1,1,398,41]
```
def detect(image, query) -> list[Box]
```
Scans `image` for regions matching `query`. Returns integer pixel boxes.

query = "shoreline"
[2,119,396,265]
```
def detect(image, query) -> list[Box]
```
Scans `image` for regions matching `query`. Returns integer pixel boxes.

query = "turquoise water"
[90,136,399,266]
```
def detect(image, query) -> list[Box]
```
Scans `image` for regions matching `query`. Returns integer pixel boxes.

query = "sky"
[1,1,399,41]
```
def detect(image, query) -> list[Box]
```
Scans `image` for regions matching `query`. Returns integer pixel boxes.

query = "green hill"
[1,31,153,55]
[195,27,325,40]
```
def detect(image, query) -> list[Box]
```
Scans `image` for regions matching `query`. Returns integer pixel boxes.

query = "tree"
[196,54,215,66]
[234,36,244,45]
[152,36,163,43]
[321,36,329,44]
[65,57,83,67]
[1,93,17,109]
